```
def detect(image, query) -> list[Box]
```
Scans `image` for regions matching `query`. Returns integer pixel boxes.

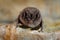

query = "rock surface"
[0,24,60,40]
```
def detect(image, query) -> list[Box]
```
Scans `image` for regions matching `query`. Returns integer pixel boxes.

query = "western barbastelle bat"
[17,7,43,32]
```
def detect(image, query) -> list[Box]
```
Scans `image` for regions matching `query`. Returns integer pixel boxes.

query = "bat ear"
[39,20,43,32]
[17,14,21,24]
[40,20,43,27]
[17,15,20,23]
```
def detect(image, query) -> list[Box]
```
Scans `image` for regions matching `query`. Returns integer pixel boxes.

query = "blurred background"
[0,0,60,32]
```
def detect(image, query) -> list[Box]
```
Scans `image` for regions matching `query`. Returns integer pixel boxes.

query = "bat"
[17,7,43,32]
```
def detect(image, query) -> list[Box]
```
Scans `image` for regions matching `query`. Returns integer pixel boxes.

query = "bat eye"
[31,14,32,17]
[36,14,38,18]
[35,14,40,20]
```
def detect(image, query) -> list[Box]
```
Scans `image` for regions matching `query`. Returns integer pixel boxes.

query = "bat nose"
[29,20,33,24]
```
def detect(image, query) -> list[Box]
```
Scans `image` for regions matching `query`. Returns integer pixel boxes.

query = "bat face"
[18,7,42,28]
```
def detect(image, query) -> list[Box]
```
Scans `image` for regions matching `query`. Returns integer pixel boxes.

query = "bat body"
[17,7,43,32]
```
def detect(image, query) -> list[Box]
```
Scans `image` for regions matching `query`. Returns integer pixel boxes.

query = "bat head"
[18,7,42,28]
